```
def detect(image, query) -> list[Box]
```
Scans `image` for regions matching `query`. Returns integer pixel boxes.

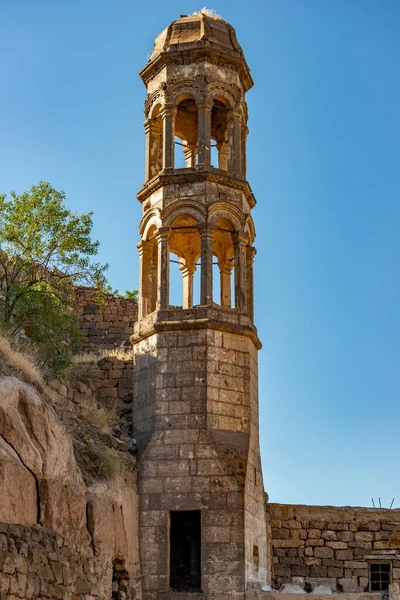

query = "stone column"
[161,104,175,171]
[241,125,249,180]
[246,246,256,322]
[217,140,229,171]
[137,240,154,320]
[144,120,151,181]
[183,144,197,168]
[151,243,158,311]
[197,100,212,167]
[156,228,170,310]
[220,261,233,307]
[228,109,242,176]
[199,226,214,306]
[180,264,195,309]
[234,233,247,313]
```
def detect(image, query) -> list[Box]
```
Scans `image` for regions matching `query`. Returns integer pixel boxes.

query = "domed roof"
[149,11,245,63]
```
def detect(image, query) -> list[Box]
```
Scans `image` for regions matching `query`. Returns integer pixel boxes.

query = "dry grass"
[0,334,43,386]
[74,434,121,481]
[73,346,133,364]
[79,400,117,435]
[192,8,222,20]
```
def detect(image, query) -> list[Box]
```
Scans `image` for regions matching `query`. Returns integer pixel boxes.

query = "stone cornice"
[140,46,253,92]
[137,167,256,208]
[131,306,262,349]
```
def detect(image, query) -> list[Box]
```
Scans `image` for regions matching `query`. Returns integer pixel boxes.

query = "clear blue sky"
[1,0,399,507]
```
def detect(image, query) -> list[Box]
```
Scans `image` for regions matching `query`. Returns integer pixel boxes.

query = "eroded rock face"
[0,376,90,553]
[0,375,141,599]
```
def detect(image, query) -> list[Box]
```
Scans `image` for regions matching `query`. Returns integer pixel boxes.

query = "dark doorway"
[170,510,201,592]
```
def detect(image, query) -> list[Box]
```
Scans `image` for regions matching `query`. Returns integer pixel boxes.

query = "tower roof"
[150,12,244,61]
[141,11,253,91]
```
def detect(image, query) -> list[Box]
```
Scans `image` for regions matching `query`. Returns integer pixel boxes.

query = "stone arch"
[206,83,241,110]
[244,215,256,245]
[162,201,206,229]
[208,202,246,234]
[166,81,202,106]
[139,209,162,240]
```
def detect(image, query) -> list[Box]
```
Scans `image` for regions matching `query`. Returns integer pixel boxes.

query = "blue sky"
[1,0,399,507]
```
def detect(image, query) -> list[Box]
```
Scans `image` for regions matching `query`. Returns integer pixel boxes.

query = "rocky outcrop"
[0,375,141,599]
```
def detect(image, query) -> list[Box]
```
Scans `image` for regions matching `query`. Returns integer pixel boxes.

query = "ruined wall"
[53,355,134,436]
[75,287,138,351]
[269,503,400,593]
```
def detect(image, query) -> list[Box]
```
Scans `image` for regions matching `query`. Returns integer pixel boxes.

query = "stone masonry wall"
[0,523,115,599]
[59,355,134,436]
[133,321,268,599]
[269,503,400,593]
[75,287,138,352]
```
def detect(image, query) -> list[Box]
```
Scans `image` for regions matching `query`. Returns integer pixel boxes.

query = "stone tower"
[132,12,268,599]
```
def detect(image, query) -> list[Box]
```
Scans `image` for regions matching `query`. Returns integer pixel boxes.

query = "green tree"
[0,182,109,377]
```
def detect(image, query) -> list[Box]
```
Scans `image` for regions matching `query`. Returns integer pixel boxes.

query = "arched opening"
[212,217,235,308]
[211,98,229,171]
[168,214,201,308]
[174,97,198,169]
[147,103,163,179]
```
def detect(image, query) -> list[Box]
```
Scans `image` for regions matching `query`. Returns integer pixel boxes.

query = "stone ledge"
[137,166,256,207]
[131,306,261,348]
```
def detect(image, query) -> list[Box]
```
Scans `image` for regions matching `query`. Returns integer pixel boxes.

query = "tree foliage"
[0,182,109,377]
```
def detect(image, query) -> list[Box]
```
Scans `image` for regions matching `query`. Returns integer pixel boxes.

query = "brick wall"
[75,287,138,351]
[269,503,400,593]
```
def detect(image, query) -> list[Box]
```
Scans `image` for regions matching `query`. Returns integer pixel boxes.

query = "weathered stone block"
[314,547,334,559]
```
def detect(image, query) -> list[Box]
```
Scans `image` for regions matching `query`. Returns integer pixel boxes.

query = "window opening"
[370,563,391,593]
[210,142,219,168]
[170,511,201,592]
[193,264,201,307]
[211,99,229,171]
[212,260,221,304]
[169,252,183,308]
[174,136,187,169]
[174,98,198,169]
[252,545,260,571]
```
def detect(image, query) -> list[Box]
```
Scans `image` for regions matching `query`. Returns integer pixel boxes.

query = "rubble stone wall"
[54,355,134,436]
[269,503,400,593]
[75,287,137,351]
[0,523,127,600]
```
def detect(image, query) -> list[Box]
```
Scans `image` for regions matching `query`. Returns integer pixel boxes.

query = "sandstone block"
[337,531,354,542]
[328,567,344,578]
[305,539,324,547]
[314,547,334,559]
[322,531,337,541]
[272,528,290,539]
[310,566,328,577]
[336,549,353,560]
[355,531,374,542]
[308,529,322,539]
[338,577,359,592]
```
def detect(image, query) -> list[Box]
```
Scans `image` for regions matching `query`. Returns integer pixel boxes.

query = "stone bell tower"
[132,11,268,599]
